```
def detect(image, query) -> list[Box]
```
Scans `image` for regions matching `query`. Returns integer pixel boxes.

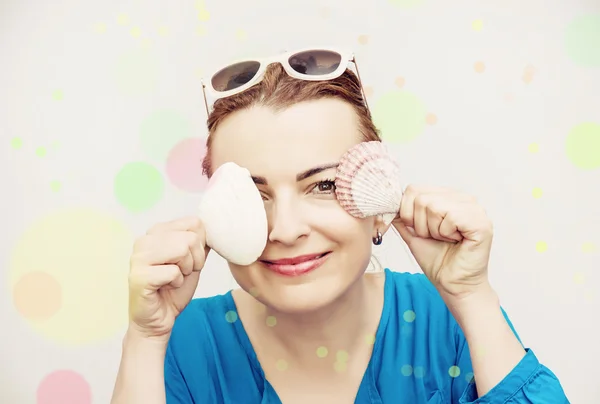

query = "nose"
[267,196,310,246]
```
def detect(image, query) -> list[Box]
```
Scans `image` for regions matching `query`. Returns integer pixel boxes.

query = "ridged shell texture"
[335,141,404,222]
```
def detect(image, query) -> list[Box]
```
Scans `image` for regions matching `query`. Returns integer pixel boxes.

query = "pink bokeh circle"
[37,369,92,404]
[165,137,209,192]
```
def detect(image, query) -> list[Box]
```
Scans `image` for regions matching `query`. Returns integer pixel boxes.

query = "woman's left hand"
[392,185,494,299]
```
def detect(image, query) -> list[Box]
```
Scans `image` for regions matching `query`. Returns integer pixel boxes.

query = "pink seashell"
[335,141,404,224]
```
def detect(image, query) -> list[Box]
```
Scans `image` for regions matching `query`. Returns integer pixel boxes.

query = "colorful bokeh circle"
[13,271,62,321]
[401,364,413,376]
[565,14,600,67]
[37,370,92,404]
[165,137,209,192]
[448,365,461,378]
[9,209,132,345]
[372,91,427,143]
[403,309,416,322]
[565,122,600,170]
[388,0,424,8]
[225,310,238,323]
[114,161,165,212]
[140,109,193,161]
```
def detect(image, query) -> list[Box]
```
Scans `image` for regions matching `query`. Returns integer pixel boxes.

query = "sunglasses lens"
[288,50,342,75]
[211,61,260,92]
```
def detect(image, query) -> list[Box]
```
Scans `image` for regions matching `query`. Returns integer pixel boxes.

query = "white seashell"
[198,162,268,266]
[335,141,404,225]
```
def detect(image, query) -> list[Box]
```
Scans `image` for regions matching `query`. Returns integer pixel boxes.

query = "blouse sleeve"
[451,308,570,403]
[164,343,194,404]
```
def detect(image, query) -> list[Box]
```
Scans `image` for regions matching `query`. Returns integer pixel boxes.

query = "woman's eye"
[256,186,270,201]
[312,180,336,194]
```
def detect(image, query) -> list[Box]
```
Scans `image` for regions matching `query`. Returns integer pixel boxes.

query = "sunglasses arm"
[201,80,211,120]
[351,57,370,112]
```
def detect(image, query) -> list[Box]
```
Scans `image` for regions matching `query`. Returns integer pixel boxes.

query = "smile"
[261,252,331,277]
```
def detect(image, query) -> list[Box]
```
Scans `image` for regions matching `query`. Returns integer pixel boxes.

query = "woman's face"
[210,98,379,313]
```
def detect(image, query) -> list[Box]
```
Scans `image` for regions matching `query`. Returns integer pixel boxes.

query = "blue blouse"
[164,268,569,403]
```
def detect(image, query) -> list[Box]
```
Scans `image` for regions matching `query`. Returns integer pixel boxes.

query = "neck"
[258,273,385,367]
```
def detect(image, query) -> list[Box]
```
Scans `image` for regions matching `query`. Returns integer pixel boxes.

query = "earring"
[372,230,383,246]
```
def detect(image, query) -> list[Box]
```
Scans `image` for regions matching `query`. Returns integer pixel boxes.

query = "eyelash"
[312,179,336,195]
[259,179,337,201]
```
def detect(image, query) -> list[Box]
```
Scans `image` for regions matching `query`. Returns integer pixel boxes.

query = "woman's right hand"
[127,216,210,341]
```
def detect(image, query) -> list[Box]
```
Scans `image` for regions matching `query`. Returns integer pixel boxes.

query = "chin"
[260,281,344,314]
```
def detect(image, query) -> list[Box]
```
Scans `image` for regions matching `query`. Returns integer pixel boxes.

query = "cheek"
[310,204,375,246]
[228,262,257,293]
[320,212,375,278]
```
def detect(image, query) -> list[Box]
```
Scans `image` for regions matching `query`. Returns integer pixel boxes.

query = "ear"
[372,214,394,239]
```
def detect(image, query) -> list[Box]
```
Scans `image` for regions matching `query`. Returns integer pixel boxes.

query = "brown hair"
[201,63,381,177]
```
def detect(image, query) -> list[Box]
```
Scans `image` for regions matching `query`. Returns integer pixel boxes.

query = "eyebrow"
[251,162,339,185]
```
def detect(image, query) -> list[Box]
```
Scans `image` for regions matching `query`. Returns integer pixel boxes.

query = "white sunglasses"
[200,47,369,115]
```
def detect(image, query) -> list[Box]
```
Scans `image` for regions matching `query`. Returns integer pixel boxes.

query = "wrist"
[124,324,171,352]
[440,283,500,327]
[438,279,496,304]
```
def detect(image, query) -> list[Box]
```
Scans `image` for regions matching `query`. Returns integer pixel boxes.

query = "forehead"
[210,98,363,177]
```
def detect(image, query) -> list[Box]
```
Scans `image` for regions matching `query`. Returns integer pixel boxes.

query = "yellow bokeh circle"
[535,241,548,253]
[9,208,133,345]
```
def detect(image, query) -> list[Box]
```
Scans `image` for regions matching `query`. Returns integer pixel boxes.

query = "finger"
[425,200,465,243]
[167,268,186,288]
[443,203,492,242]
[399,185,452,227]
[147,216,204,235]
[426,203,444,240]
[413,195,430,238]
[130,264,184,291]
[189,235,210,272]
[147,218,211,270]
[406,188,476,240]
[178,252,195,276]
[399,187,416,227]
[411,191,448,239]
[132,231,205,272]
[438,210,464,242]
[393,220,417,247]
[161,271,200,291]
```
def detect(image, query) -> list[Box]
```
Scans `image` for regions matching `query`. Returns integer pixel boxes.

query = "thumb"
[169,271,201,312]
[392,219,417,247]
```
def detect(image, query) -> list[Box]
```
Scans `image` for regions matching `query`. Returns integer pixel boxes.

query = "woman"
[111,49,568,403]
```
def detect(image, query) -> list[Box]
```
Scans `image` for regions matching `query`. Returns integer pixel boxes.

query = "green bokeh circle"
[403,309,416,322]
[401,365,413,376]
[11,137,22,149]
[448,365,461,378]
[565,14,600,67]
[372,91,427,143]
[225,310,238,323]
[565,122,600,170]
[140,109,192,161]
[388,0,425,8]
[114,162,165,212]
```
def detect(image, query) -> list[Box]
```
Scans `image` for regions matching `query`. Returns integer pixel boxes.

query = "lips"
[262,253,329,265]
[261,252,331,277]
